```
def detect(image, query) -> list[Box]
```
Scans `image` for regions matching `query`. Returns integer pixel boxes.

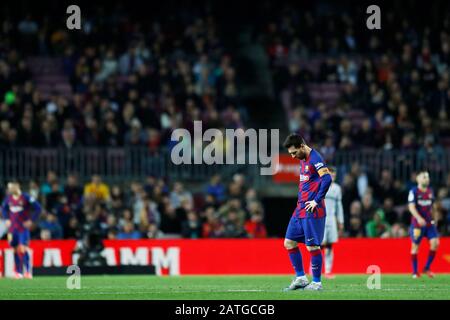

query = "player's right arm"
[407,189,426,227]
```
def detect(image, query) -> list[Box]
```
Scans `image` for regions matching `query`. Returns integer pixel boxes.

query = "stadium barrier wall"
[0,238,449,277]
[1,147,450,186]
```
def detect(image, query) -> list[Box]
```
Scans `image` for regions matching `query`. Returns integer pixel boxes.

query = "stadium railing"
[0,147,448,187]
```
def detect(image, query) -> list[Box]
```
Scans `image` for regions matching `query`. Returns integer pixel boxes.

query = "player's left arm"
[1,199,10,220]
[305,157,332,211]
[431,190,439,226]
[1,199,11,228]
[313,167,332,204]
[27,194,43,222]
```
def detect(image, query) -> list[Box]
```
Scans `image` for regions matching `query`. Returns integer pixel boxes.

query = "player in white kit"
[322,166,344,279]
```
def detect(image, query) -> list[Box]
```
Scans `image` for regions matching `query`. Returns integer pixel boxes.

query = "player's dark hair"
[417,169,429,175]
[8,180,21,186]
[283,133,306,149]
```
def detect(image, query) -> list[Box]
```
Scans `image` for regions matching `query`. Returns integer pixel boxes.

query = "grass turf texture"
[0,275,449,300]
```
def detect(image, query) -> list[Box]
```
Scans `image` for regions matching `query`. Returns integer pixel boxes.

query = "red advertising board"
[273,154,299,183]
[0,238,449,276]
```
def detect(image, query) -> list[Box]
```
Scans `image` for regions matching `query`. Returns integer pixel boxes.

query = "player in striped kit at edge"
[321,166,344,279]
[408,170,439,278]
[1,182,42,279]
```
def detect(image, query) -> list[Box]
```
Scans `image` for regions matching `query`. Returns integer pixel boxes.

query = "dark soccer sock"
[424,250,436,271]
[411,253,418,274]
[23,251,30,273]
[287,247,305,277]
[14,251,23,274]
[310,249,323,282]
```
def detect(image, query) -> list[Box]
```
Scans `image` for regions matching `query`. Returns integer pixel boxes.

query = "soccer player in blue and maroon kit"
[282,134,332,291]
[1,182,42,279]
[408,171,439,278]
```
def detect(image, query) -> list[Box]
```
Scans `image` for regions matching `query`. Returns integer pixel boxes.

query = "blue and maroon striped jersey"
[293,149,329,219]
[1,193,42,232]
[408,186,434,227]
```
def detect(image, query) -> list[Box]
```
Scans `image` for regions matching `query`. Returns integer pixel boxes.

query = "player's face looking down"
[287,145,307,160]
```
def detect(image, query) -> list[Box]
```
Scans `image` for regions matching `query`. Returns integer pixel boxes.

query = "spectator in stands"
[202,207,224,238]
[64,217,80,239]
[46,182,62,213]
[205,174,226,203]
[159,202,183,235]
[117,221,141,240]
[365,209,391,238]
[118,208,134,230]
[223,210,247,238]
[218,198,246,226]
[244,188,260,210]
[40,228,52,240]
[170,182,193,209]
[375,169,397,203]
[341,173,359,227]
[145,223,164,239]
[64,173,83,209]
[102,214,119,239]
[389,223,408,238]
[435,188,449,235]
[380,197,398,225]
[39,212,63,239]
[54,193,74,232]
[360,191,377,225]
[347,200,364,237]
[244,207,268,238]
[28,180,40,200]
[350,163,369,199]
[83,174,111,203]
[110,185,125,215]
[139,194,161,233]
[40,171,60,198]
[181,211,202,239]
[201,194,219,211]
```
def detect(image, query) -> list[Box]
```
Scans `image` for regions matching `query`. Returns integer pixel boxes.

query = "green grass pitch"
[1,275,449,300]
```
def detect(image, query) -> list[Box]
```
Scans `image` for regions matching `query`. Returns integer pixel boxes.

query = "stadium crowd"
[1,167,449,240]
[0,5,246,150]
[259,3,450,236]
[338,164,450,238]
[262,3,450,153]
[0,2,449,240]
[0,172,267,240]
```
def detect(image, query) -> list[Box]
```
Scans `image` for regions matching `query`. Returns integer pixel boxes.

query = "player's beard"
[297,149,307,160]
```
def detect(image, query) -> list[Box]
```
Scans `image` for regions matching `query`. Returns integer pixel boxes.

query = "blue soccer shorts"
[410,225,438,245]
[8,230,30,247]
[285,215,326,246]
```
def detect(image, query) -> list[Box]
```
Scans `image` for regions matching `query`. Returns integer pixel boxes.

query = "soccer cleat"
[423,270,435,278]
[304,281,323,291]
[412,273,420,279]
[324,273,336,279]
[13,272,24,279]
[24,272,33,279]
[283,276,310,291]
